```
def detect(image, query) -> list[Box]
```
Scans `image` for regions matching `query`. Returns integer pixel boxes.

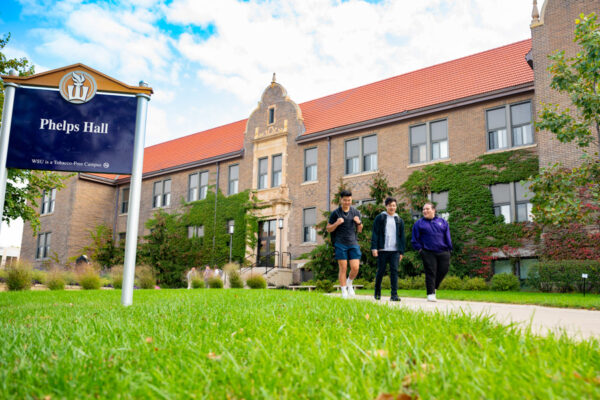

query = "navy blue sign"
[7,87,137,174]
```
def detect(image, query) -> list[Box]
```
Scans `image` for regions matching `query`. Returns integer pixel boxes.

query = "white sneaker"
[341,287,348,299]
[427,294,437,302]
[347,284,355,297]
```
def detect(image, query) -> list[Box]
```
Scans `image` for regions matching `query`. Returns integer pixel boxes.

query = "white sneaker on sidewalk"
[427,294,437,302]
[341,287,348,299]
[347,284,355,297]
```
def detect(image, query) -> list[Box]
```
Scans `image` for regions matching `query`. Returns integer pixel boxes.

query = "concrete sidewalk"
[350,294,600,340]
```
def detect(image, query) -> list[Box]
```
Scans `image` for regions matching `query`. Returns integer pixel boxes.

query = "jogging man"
[326,189,363,298]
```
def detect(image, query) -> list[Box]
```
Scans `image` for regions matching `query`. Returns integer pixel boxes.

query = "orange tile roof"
[300,39,533,135]
[89,39,532,182]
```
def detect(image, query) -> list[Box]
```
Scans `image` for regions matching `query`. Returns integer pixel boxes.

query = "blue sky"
[0,0,535,246]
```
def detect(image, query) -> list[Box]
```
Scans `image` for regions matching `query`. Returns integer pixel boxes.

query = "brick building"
[19,0,599,283]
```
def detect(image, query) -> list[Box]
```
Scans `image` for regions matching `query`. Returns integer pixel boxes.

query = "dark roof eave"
[296,82,534,143]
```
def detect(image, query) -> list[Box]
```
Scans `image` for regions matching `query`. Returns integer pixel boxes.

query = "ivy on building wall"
[139,189,259,287]
[401,149,540,277]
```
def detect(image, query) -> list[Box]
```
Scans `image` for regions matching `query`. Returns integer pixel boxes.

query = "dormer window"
[268,106,275,125]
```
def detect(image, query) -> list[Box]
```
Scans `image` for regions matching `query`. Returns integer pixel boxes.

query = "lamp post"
[278,218,284,267]
[228,222,235,263]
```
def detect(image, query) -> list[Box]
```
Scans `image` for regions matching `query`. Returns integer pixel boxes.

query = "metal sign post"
[121,83,150,306]
[0,70,18,232]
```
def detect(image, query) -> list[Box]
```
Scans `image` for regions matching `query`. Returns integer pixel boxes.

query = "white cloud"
[11,0,534,146]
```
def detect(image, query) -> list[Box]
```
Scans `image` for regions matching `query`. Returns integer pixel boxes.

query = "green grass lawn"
[1,289,599,399]
[357,289,600,310]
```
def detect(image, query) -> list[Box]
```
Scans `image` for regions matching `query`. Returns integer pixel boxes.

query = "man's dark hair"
[340,189,352,198]
[384,197,397,206]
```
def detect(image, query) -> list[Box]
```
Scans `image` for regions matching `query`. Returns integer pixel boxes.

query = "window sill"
[300,242,318,246]
[486,143,537,154]
[408,158,451,168]
[40,212,54,217]
[301,181,318,186]
[343,170,379,179]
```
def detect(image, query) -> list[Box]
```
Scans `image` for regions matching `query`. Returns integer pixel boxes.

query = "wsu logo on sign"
[59,71,97,104]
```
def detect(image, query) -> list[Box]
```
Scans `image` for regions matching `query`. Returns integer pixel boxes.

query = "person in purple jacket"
[411,202,452,302]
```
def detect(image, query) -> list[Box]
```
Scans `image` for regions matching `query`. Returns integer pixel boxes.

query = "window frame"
[486,100,533,151]
[409,119,448,164]
[490,181,533,224]
[345,134,378,175]
[153,178,171,208]
[257,157,268,189]
[268,106,275,125]
[271,154,282,188]
[41,188,56,215]
[303,207,317,243]
[228,164,239,195]
[120,187,129,214]
[304,147,317,182]
[36,232,51,260]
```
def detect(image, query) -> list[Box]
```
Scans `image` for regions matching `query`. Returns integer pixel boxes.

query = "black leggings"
[421,250,450,295]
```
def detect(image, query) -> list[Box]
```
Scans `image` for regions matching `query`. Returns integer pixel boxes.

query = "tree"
[1,33,70,233]
[81,224,124,268]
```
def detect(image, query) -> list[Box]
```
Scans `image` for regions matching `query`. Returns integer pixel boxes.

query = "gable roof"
[88,39,533,182]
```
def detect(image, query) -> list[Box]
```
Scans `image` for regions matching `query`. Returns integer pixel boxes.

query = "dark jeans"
[421,250,450,295]
[374,251,400,298]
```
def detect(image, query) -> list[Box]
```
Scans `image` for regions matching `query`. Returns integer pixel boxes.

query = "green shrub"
[301,279,316,286]
[0,268,6,283]
[491,273,520,291]
[527,260,600,293]
[191,278,205,289]
[381,276,391,290]
[77,265,101,290]
[6,261,32,291]
[439,276,463,290]
[397,277,411,290]
[316,279,334,293]
[207,276,224,289]
[409,274,426,290]
[463,277,488,291]
[136,265,156,289]
[45,268,66,291]
[246,275,267,289]
[31,269,46,285]
[64,270,77,285]
[110,266,123,289]
[228,271,244,289]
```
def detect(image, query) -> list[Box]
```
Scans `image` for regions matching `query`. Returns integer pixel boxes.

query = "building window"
[303,208,317,243]
[487,101,533,150]
[153,179,171,208]
[493,258,538,280]
[228,164,239,195]
[36,232,51,259]
[410,119,448,164]
[491,181,533,223]
[189,171,208,202]
[304,148,317,182]
[120,187,129,214]
[258,157,268,189]
[345,134,377,175]
[41,188,56,215]
[357,199,376,206]
[272,154,282,187]
[188,225,204,239]
[431,191,450,220]
[268,106,275,125]
[363,135,378,171]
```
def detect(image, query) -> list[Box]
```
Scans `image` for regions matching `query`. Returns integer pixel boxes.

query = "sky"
[0,0,535,248]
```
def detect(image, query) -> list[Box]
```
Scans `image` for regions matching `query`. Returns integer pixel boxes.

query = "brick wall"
[531,0,600,168]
